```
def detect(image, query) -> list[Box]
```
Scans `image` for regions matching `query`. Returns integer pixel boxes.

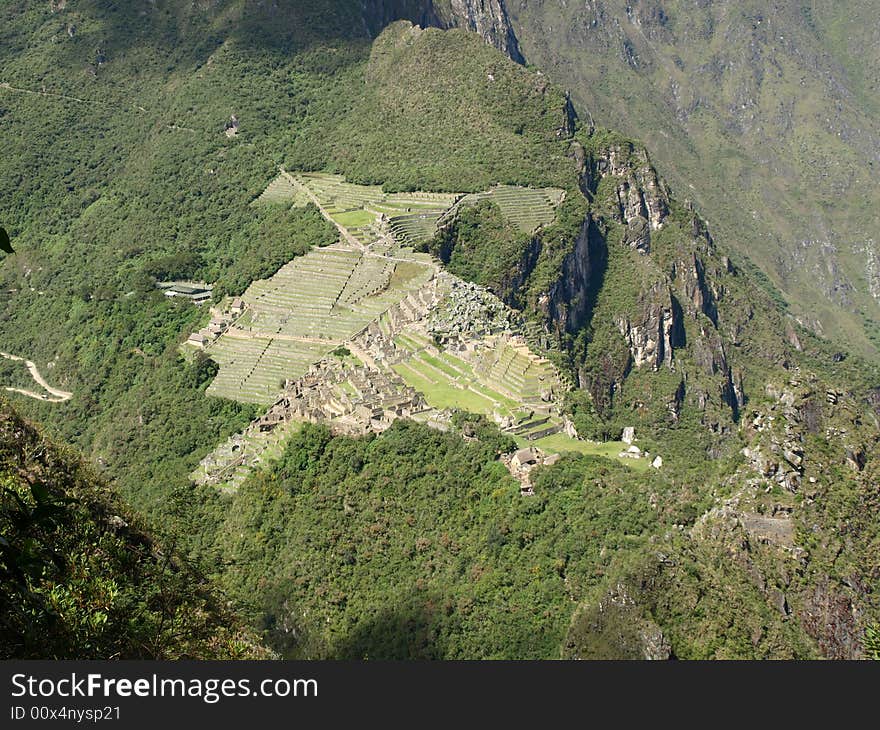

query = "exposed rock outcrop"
[434,0,524,63]
[565,137,748,422]
[589,143,670,234]
[617,283,683,370]
[364,0,524,63]
[542,218,594,336]
[672,252,718,325]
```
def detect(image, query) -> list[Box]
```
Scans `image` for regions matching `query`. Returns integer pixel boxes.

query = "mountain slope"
[0,397,268,659]
[505,0,880,358]
[175,24,877,659]
[0,3,569,519]
[1,4,878,659]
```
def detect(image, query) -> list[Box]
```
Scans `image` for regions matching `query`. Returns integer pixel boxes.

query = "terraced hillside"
[192,170,657,489]
[205,335,330,405]
[295,172,462,248]
[252,174,311,208]
[471,336,558,403]
[204,244,435,404]
[392,330,565,440]
[196,173,603,475]
[392,331,521,417]
[291,173,565,247]
[455,185,565,235]
[198,171,569,406]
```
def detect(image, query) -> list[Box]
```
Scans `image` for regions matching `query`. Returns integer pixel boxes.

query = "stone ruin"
[427,276,518,342]
[276,360,431,436]
[194,269,573,489]
[501,446,561,496]
[193,275,446,487]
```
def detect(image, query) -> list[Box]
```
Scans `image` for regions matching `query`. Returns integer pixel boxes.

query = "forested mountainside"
[0,397,269,659]
[505,0,880,359]
[0,2,878,659]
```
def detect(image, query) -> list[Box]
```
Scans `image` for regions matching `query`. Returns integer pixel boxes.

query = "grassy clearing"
[419,352,463,379]
[468,382,520,413]
[332,209,376,228]
[392,334,420,353]
[389,260,431,287]
[394,346,521,418]
[438,352,475,376]
[393,361,498,414]
[527,432,651,471]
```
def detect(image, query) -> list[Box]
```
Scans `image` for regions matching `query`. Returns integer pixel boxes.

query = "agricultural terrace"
[470,336,558,403]
[453,185,565,235]
[205,244,434,404]
[391,331,571,442]
[201,173,565,414]
[295,172,461,249]
[392,331,517,416]
[192,420,304,492]
[251,174,311,208]
[260,172,565,247]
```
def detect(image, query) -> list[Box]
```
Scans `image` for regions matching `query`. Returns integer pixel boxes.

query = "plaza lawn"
[393,361,498,414]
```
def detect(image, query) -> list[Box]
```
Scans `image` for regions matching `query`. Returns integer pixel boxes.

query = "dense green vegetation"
[301,22,575,192]
[0,356,43,394]
[427,200,531,294]
[0,2,576,514]
[0,398,267,659]
[2,2,878,659]
[506,0,880,358]
[170,419,827,659]
[867,625,880,661]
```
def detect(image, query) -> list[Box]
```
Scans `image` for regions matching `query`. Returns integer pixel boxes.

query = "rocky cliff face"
[362,1,442,34]
[504,0,880,359]
[364,0,524,62]
[589,143,670,241]
[433,0,524,62]
[540,218,594,337]
[709,370,880,659]
[481,130,761,432]
[616,283,682,371]
[563,583,672,660]
[576,144,718,356]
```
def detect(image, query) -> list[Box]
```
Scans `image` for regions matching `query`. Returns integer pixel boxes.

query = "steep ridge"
[432,0,524,62]
[1,5,878,658]
[0,397,269,659]
[408,39,880,654]
[184,24,878,659]
[504,0,880,359]
[363,1,523,61]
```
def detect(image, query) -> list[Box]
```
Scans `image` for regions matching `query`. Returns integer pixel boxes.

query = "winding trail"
[0,81,88,105]
[0,351,72,403]
[279,167,366,251]
[0,81,148,115]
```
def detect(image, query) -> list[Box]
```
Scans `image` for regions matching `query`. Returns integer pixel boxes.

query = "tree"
[866,624,880,660]
[0,227,14,254]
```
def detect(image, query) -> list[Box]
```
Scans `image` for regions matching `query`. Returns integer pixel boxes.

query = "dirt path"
[279,167,366,251]
[0,81,88,105]
[0,351,72,403]
[0,81,148,115]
